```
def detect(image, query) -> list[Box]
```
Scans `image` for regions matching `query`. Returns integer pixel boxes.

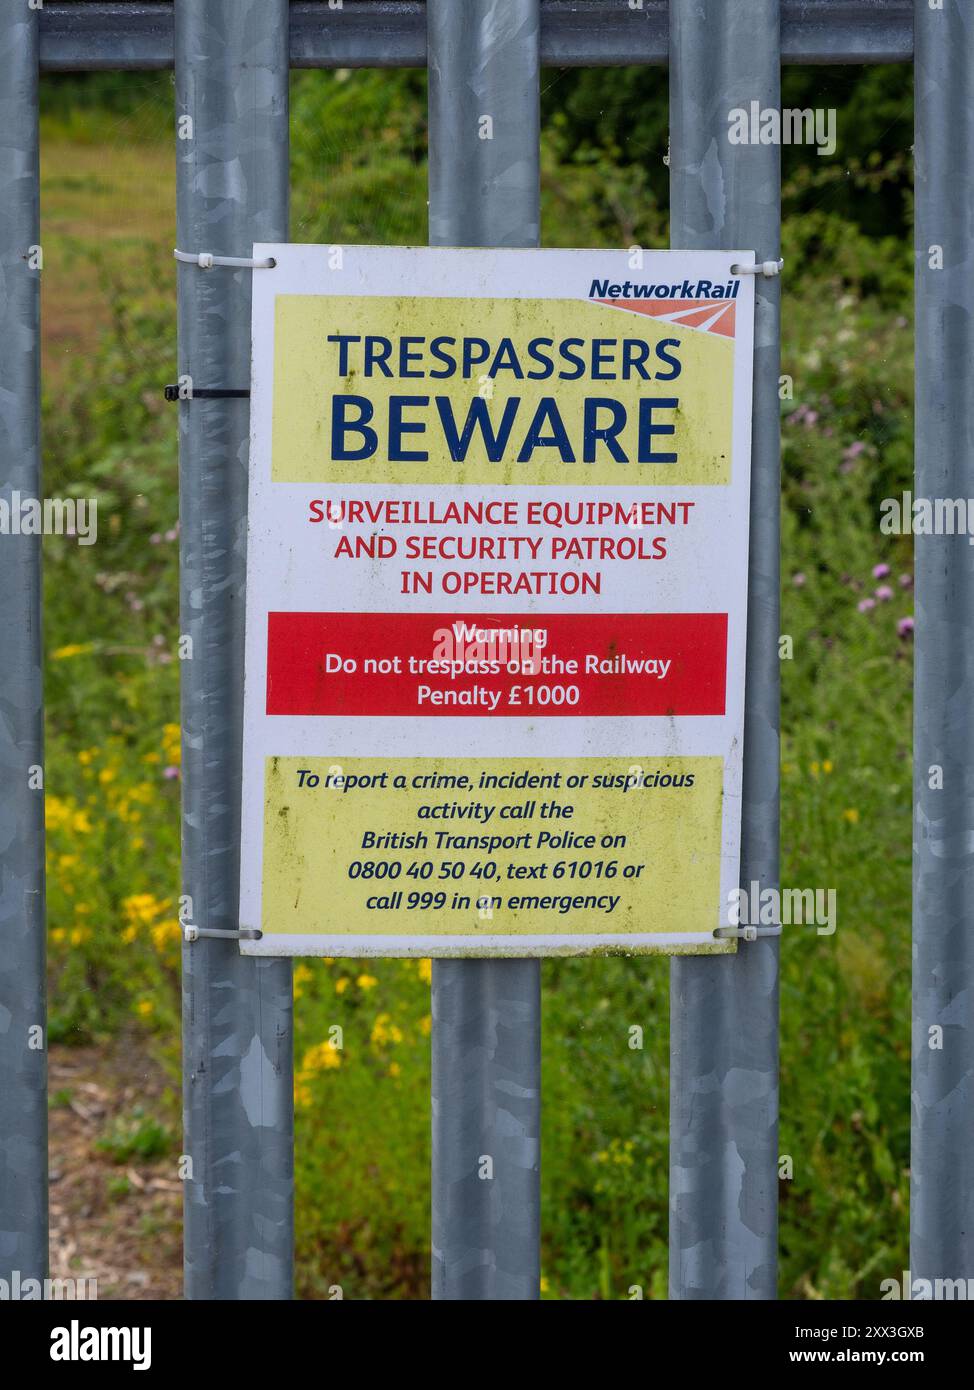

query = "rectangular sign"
[240,245,755,956]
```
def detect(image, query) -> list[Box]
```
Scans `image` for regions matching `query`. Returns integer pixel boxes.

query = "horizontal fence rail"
[39,0,914,71]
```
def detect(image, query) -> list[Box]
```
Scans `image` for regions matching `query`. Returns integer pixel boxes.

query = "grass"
[95,1108,174,1166]
[37,72,915,1300]
[41,140,173,379]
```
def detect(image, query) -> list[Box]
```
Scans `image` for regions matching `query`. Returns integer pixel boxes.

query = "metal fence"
[0,0,967,1301]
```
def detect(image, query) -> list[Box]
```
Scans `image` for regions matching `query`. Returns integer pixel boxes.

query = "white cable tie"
[713,923,783,942]
[182,923,263,943]
[731,257,784,278]
[173,249,277,270]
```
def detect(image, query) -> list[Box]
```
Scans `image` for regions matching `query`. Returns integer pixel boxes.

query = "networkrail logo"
[589,278,741,338]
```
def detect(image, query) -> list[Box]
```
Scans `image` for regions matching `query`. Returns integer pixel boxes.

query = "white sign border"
[240,245,756,958]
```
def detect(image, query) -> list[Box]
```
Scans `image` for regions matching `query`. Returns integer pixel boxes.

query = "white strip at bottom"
[240,931,734,958]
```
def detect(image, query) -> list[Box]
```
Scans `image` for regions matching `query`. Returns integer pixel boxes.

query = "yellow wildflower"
[371,1013,403,1047]
[45,796,71,831]
[162,724,181,765]
[151,919,181,952]
[51,644,92,661]
[418,958,432,985]
[357,973,378,991]
[302,1041,341,1072]
[842,808,860,824]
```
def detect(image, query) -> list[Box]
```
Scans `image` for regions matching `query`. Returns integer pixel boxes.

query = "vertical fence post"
[668,0,782,1299]
[911,0,974,1285]
[176,0,293,1299]
[427,0,542,1301]
[0,3,47,1289]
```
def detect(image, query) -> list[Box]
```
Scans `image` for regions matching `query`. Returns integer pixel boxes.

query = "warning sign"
[239,246,755,956]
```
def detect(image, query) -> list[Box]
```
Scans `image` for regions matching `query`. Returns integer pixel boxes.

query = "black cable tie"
[164,385,250,402]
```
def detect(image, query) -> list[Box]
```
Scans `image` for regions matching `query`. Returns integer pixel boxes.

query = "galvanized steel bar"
[428,0,541,1301]
[541,0,668,66]
[41,1,173,71]
[290,1,426,69]
[543,0,914,67]
[39,1,914,72]
[668,0,781,1300]
[0,3,47,1290]
[784,0,913,65]
[177,0,294,1300]
[911,0,974,1287]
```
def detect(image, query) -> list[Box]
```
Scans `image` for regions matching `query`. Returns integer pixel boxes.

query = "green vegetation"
[39,67,914,1299]
[95,1108,175,1166]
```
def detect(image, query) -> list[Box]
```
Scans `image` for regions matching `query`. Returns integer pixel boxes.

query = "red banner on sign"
[266,611,727,717]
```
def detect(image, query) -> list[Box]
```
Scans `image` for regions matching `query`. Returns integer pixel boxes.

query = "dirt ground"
[48,1042,182,1300]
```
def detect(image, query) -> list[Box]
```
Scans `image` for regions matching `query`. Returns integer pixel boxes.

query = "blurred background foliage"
[38,47,913,1299]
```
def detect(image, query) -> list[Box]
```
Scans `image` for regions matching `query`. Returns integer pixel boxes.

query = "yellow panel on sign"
[271,295,734,487]
[261,755,724,940]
